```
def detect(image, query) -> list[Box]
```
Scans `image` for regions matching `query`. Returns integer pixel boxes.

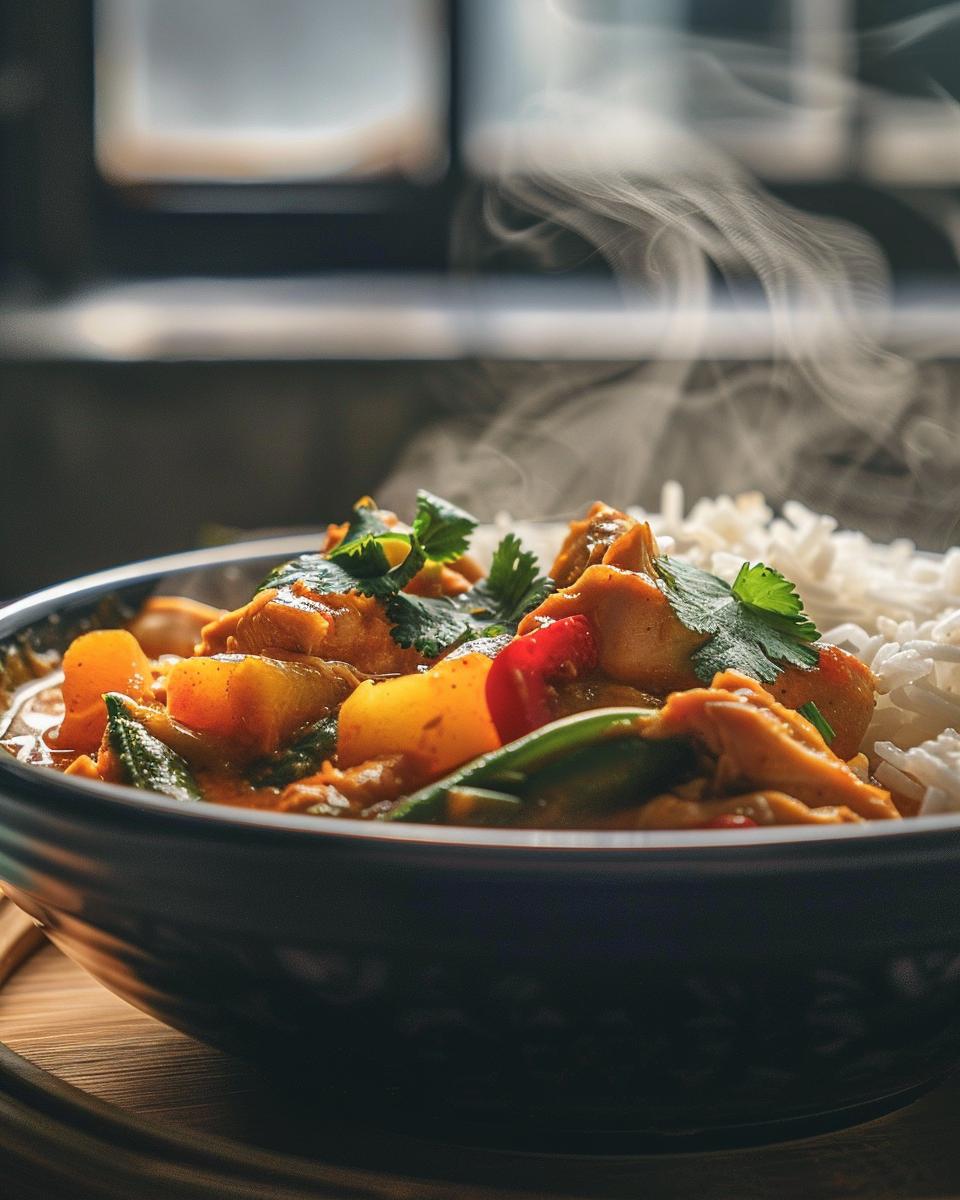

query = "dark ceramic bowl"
[2,540,960,1149]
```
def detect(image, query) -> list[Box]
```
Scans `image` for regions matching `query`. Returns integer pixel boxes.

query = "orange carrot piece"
[64,754,101,779]
[57,630,154,753]
[166,653,353,757]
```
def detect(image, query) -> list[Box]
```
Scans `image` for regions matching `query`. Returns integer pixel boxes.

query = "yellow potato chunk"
[337,652,500,779]
[57,630,154,753]
[166,653,353,757]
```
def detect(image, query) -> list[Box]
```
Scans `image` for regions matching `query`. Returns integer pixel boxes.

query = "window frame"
[4,0,462,286]
[3,0,959,291]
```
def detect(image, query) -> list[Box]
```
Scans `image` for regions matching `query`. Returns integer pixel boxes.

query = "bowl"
[3,539,960,1149]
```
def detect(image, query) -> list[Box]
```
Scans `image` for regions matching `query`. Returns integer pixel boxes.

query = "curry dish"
[1,493,908,829]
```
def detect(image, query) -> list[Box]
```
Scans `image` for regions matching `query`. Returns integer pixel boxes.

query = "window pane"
[462,0,849,180]
[857,0,960,182]
[95,0,447,183]
[462,0,684,174]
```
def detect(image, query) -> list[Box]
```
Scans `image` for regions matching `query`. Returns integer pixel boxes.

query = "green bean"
[104,693,202,804]
[444,787,524,826]
[382,707,679,824]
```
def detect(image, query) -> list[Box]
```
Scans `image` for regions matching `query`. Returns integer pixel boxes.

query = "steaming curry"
[2,495,904,829]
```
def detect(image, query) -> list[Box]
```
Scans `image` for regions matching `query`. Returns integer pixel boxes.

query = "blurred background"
[2,0,960,594]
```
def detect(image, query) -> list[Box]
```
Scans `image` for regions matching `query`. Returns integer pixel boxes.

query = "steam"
[864,2,960,54]
[379,11,960,549]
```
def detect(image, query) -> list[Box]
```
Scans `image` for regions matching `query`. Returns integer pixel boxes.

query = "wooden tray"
[4,893,960,1200]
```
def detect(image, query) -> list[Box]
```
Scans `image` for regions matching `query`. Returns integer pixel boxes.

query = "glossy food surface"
[3,496,905,833]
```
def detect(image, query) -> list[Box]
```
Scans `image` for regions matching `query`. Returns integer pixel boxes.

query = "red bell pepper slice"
[485,615,598,744]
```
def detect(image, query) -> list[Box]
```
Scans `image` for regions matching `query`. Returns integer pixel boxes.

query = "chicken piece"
[277,754,422,816]
[645,671,897,820]
[199,583,425,676]
[528,515,875,756]
[524,516,705,693]
[598,791,863,829]
[549,675,661,720]
[769,645,875,761]
[550,501,638,588]
[519,562,705,694]
[128,596,226,659]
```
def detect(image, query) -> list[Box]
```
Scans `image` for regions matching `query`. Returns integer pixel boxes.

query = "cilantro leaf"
[261,496,400,593]
[469,534,554,624]
[411,491,477,563]
[732,562,820,643]
[328,534,393,578]
[259,541,425,601]
[657,556,820,684]
[350,539,426,598]
[797,701,836,745]
[338,497,392,548]
[386,594,483,659]
[255,494,548,659]
[385,534,554,657]
[258,553,362,597]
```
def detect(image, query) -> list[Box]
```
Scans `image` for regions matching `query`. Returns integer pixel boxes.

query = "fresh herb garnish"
[410,492,477,563]
[258,493,553,658]
[337,496,392,548]
[258,553,359,597]
[731,562,820,642]
[657,557,820,684]
[329,533,418,585]
[797,701,836,745]
[469,533,554,626]
[104,692,202,803]
[384,594,482,659]
[386,533,554,657]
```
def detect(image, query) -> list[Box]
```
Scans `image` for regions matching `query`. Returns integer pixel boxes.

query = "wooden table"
[2,895,960,1199]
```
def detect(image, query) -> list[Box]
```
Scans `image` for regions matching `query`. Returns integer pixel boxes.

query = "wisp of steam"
[380,5,960,550]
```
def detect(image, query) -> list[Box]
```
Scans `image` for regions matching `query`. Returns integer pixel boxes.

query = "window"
[4,0,960,283]
[858,0,960,182]
[463,0,850,180]
[95,0,448,185]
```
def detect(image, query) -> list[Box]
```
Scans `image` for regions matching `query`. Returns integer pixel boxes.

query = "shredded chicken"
[643,671,898,820]
[277,754,421,815]
[600,790,864,829]
[523,515,876,757]
[519,560,705,692]
[199,583,424,676]
[549,501,639,588]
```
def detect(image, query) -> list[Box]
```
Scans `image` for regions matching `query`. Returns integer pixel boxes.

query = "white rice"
[474,483,960,817]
